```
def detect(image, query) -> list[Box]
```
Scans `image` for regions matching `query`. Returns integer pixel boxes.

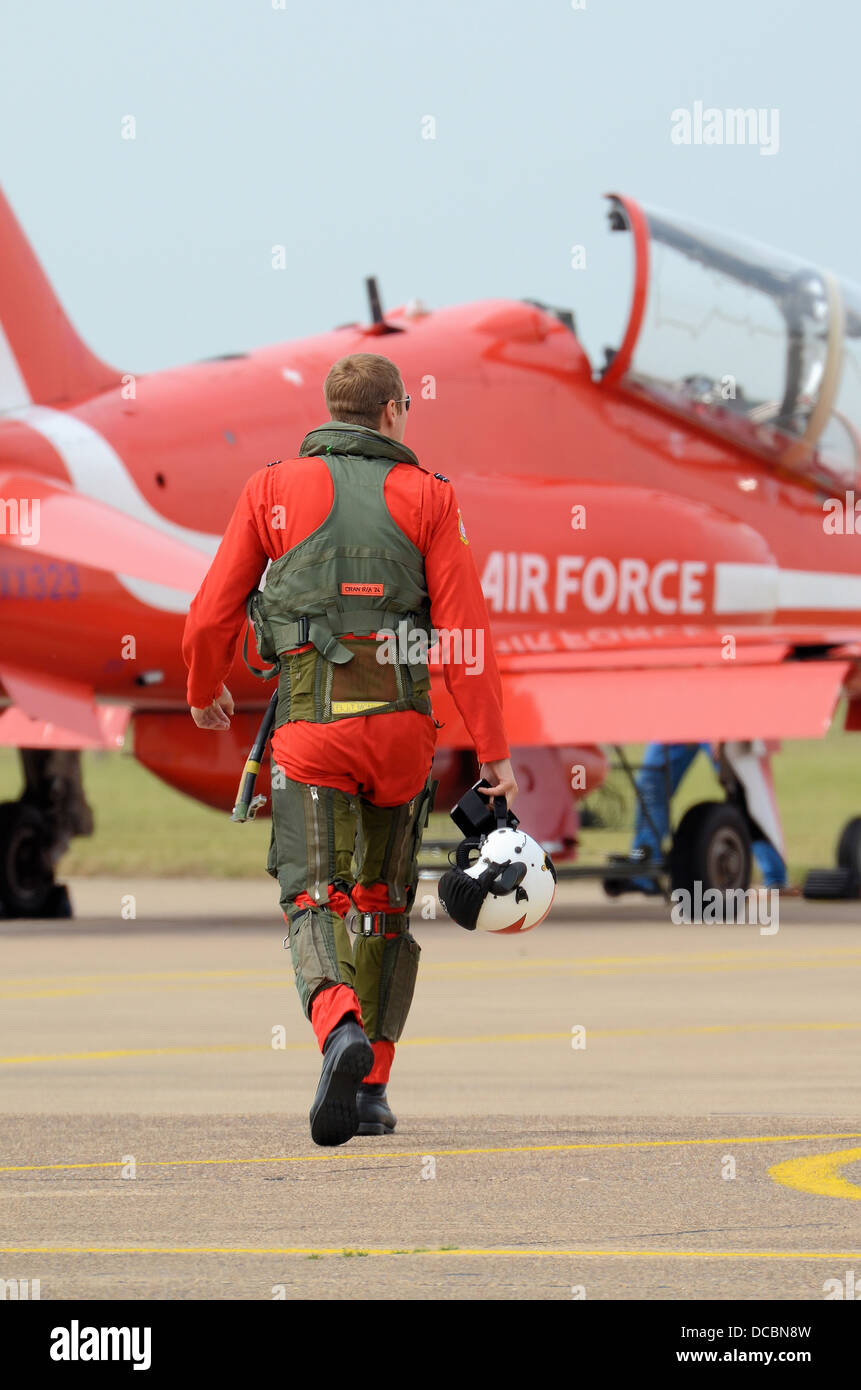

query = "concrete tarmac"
[1,878,860,1300]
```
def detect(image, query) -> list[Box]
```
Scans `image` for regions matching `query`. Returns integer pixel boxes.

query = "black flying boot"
[356,1082,397,1135]
[309,1017,374,1147]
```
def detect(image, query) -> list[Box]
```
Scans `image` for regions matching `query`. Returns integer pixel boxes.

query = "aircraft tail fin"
[0,184,122,412]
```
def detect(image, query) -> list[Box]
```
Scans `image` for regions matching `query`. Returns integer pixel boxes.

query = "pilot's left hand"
[191,684,234,730]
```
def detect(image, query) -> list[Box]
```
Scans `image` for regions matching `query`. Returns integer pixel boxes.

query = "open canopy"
[598,193,861,491]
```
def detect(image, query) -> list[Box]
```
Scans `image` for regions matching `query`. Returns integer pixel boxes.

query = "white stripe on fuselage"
[714,563,779,614]
[4,406,860,620]
[0,324,32,413]
[775,567,861,612]
[714,562,861,614]
[6,404,219,611]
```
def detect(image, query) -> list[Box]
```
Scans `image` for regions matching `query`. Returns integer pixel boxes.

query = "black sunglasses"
[379,396,410,412]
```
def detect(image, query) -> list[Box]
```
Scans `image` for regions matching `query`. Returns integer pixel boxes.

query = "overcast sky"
[0,0,856,375]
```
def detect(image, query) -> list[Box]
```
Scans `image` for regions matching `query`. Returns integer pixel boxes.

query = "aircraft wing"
[0,699,129,750]
[0,664,130,749]
[430,646,851,747]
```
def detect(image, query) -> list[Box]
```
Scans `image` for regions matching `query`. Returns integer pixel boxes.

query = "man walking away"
[183,354,517,1145]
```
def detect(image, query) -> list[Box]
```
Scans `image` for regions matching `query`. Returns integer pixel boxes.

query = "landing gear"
[669,801,751,895]
[0,750,92,919]
[837,817,861,879]
[599,746,755,900]
[602,800,753,898]
[0,803,55,916]
[803,817,861,900]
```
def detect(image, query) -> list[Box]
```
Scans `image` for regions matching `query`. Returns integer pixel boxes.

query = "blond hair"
[324,353,404,430]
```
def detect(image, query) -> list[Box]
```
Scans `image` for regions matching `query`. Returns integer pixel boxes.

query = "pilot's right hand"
[191,684,234,731]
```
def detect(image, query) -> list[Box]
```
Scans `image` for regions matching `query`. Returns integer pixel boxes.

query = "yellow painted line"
[0,982,289,1002]
[424,959,861,980]
[770,1147,861,1202]
[0,1043,274,1066]
[2,989,124,1002]
[425,949,861,973]
[2,1020,861,1067]
[3,1131,861,1175]
[0,968,282,1002]
[428,946,861,967]
[6,946,861,988]
[400,1022,861,1048]
[0,1245,858,1260]
[1,968,281,987]
[8,955,858,1002]
[5,949,861,1001]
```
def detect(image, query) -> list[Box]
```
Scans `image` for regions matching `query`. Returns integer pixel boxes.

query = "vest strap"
[273,609,429,664]
[241,618,279,680]
[308,620,353,664]
[325,608,423,636]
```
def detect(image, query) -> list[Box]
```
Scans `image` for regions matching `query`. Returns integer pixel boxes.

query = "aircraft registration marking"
[0,561,80,600]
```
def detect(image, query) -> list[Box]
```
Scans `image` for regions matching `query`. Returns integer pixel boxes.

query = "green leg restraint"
[352,920,421,1043]
[268,772,357,1018]
[350,772,437,1042]
[268,763,437,1033]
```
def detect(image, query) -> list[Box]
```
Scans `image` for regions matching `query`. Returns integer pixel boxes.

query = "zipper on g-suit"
[309,785,322,903]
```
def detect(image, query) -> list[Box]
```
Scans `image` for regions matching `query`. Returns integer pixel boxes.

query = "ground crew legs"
[629,742,788,892]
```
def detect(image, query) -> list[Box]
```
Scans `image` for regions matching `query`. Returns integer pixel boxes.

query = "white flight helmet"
[437,784,557,933]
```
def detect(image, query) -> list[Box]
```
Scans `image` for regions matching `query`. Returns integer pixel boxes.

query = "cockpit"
[598,194,861,490]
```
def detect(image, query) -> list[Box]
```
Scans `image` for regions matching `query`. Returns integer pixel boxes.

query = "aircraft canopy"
[600,194,861,490]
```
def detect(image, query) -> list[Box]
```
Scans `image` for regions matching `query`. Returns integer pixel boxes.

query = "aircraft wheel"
[669,801,751,896]
[0,802,55,917]
[836,817,861,877]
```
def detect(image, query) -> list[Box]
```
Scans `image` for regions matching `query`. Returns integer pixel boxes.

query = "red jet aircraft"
[1,187,859,915]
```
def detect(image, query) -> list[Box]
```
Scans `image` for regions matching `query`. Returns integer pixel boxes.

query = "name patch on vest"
[331,700,389,714]
[340,582,384,596]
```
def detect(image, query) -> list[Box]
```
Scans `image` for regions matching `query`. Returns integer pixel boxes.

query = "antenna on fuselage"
[366,276,385,325]
[364,277,403,335]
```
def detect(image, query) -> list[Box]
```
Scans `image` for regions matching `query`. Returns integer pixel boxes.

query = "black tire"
[837,817,861,876]
[0,802,55,917]
[669,801,751,896]
[803,867,859,900]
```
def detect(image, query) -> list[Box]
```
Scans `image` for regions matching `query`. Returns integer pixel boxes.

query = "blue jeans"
[631,743,787,890]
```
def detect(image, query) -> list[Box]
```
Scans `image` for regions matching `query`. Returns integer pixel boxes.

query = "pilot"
[182,353,516,1146]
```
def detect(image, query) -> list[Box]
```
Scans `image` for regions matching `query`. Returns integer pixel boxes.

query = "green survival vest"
[244,422,435,728]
